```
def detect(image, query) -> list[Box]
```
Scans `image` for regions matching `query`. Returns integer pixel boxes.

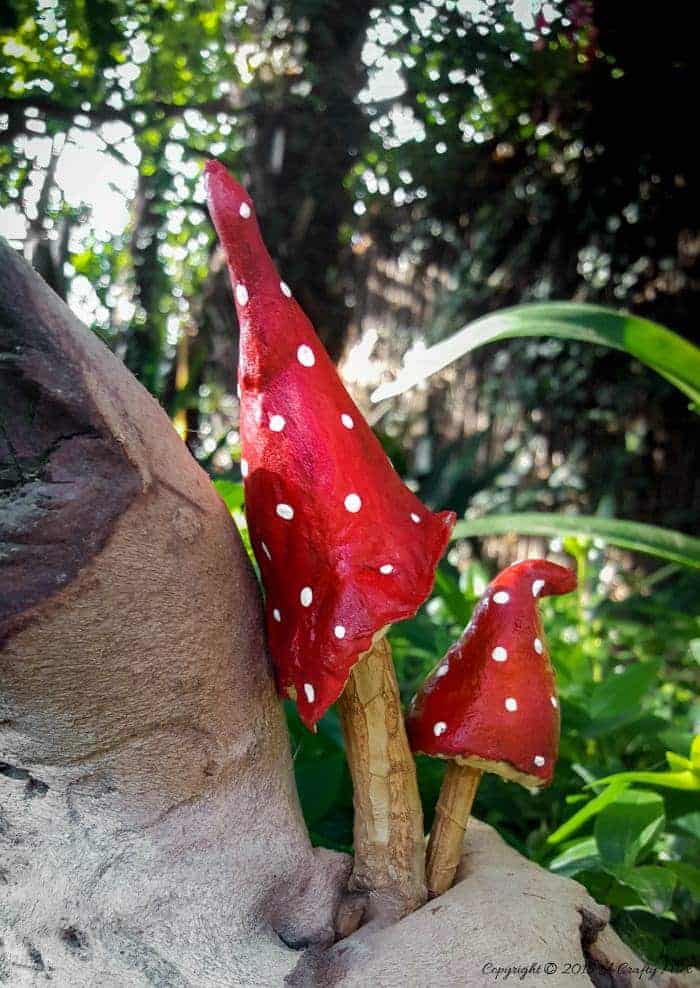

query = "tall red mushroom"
[206,161,455,920]
[406,559,577,896]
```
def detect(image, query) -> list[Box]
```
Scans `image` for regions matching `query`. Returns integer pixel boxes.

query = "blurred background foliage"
[1,0,698,970]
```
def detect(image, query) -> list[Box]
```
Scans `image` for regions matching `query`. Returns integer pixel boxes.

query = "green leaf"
[615,866,677,914]
[212,478,245,512]
[672,813,700,841]
[371,302,700,409]
[547,780,629,845]
[432,565,473,626]
[666,861,700,899]
[451,513,700,569]
[691,735,700,771]
[588,770,700,792]
[594,791,665,870]
[588,661,660,725]
[549,836,601,877]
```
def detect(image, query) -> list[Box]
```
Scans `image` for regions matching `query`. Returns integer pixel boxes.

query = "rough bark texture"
[425,761,481,897]
[2,244,695,987]
[0,239,349,985]
[336,638,426,924]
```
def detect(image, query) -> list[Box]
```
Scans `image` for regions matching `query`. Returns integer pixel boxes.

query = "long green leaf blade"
[451,513,700,569]
[371,302,700,408]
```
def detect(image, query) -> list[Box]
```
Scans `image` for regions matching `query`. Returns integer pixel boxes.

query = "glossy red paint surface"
[406,559,576,786]
[206,161,455,728]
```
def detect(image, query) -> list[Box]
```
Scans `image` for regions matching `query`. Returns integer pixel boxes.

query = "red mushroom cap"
[406,559,576,788]
[206,161,455,729]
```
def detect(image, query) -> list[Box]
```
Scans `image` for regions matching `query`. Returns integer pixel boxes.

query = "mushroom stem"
[425,761,482,897]
[337,636,427,922]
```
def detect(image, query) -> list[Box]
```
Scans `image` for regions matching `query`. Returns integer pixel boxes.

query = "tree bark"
[0,239,349,985]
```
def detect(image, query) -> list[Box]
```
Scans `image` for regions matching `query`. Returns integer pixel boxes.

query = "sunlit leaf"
[594,791,665,870]
[451,513,700,569]
[615,866,677,914]
[587,770,700,792]
[547,780,628,845]
[372,303,700,410]
[549,836,600,876]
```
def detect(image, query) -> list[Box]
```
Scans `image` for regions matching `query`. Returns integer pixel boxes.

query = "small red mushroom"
[206,160,455,920]
[406,558,577,896]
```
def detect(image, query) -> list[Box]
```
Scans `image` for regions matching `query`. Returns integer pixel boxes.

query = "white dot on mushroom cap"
[551,696,558,709]
[273,608,281,622]
[235,284,248,306]
[341,413,354,429]
[297,344,315,367]
[534,755,545,767]
[436,663,449,677]
[239,202,251,219]
[280,281,292,297]
[492,646,508,663]
[410,512,421,523]
[344,493,362,513]
[276,503,294,520]
[334,625,346,639]
[379,564,394,574]
[505,697,518,712]
[300,586,313,607]
[269,414,286,432]
[304,683,315,703]
[241,458,249,477]
[534,637,543,654]
[261,541,271,561]
[532,579,545,597]
[433,721,447,736]
[493,591,510,604]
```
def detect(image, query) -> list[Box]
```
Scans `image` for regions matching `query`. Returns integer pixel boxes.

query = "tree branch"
[0,94,247,131]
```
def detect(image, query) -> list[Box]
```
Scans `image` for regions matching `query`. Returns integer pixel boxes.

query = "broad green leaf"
[666,861,700,899]
[432,565,473,626]
[371,303,700,409]
[549,836,600,877]
[588,662,660,725]
[673,813,700,840]
[615,866,677,914]
[547,780,629,845]
[451,513,700,569]
[594,791,665,870]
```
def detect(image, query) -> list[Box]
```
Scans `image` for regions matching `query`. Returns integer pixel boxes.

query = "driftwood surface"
[1,241,695,988]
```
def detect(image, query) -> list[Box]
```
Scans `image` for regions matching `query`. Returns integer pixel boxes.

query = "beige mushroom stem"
[336,635,427,922]
[425,761,482,896]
